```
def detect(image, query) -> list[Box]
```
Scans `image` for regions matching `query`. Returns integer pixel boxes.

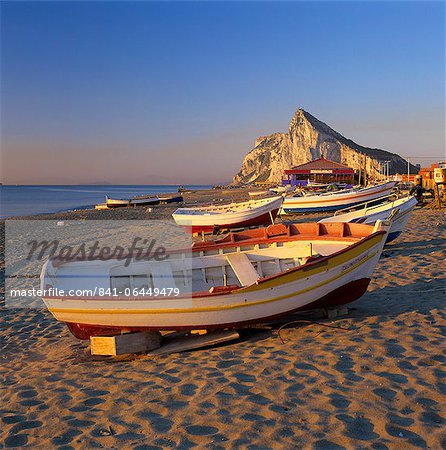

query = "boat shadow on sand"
[239,270,446,349]
[354,277,446,318]
[384,237,446,258]
[168,267,445,353]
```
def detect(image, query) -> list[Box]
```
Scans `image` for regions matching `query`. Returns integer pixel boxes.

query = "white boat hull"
[319,195,417,243]
[282,182,396,214]
[172,196,284,232]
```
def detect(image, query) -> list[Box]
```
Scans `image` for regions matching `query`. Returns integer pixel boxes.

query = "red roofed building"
[282,158,355,187]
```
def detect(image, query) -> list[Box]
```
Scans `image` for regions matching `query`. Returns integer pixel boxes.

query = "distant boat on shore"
[304,181,353,191]
[319,194,417,243]
[158,194,184,204]
[129,195,160,206]
[172,196,284,233]
[248,190,270,198]
[0,185,210,218]
[281,182,396,214]
[105,193,183,208]
[105,196,131,208]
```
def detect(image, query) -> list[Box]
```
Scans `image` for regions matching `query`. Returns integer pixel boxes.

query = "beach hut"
[282,158,355,187]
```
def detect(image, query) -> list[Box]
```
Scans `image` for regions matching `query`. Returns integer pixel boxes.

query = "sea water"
[0,185,211,218]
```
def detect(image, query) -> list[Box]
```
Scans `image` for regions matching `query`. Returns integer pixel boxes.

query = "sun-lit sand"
[1,197,445,448]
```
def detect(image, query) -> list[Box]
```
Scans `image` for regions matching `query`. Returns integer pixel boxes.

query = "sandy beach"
[1,191,445,449]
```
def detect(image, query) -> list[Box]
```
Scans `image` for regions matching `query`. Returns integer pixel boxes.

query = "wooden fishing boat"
[40,221,388,339]
[158,194,184,204]
[281,182,395,214]
[129,195,160,206]
[269,186,293,194]
[105,196,130,208]
[172,196,284,233]
[305,181,332,190]
[318,195,417,243]
[248,190,270,198]
[305,182,353,192]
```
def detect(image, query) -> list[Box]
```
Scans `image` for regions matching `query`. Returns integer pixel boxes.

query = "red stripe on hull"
[65,278,371,340]
[183,208,280,234]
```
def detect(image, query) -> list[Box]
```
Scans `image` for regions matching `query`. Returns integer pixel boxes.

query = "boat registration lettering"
[341,252,372,272]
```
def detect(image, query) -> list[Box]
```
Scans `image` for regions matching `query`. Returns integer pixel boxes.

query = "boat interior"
[317,195,415,223]
[47,223,376,295]
[332,194,407,215]
[173,196,281,214]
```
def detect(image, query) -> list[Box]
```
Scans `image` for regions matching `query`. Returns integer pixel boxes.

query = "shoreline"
[0,184,219,220]
[1,187,264,221]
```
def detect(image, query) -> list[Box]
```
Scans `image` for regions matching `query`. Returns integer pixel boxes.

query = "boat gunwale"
[47,222,376,265]
[172,195,283,215]
[319,195,417,223]
[293,181,394,199]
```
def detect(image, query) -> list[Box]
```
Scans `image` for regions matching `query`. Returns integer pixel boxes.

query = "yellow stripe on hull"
[241,234,382,292]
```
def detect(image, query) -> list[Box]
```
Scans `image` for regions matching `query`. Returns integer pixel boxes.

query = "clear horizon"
[1,1,445,185]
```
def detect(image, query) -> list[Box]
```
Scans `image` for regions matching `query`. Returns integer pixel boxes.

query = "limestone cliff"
[234,109,417,184]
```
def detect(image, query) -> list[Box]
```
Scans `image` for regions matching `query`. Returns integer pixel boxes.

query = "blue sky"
[1,1,444,184]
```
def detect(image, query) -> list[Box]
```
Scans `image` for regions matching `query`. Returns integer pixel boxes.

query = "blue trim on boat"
[282,200,367,214]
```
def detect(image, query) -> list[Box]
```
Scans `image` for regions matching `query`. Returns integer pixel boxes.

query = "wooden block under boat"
[90,331,161,356]
[324,306,349,319]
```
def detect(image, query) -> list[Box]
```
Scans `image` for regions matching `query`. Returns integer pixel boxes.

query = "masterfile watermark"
[9,287,181,298]
[5,219,193,308]
[26,237,169,267]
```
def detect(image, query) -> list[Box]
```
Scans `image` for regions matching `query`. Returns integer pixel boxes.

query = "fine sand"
[1,191,445,449]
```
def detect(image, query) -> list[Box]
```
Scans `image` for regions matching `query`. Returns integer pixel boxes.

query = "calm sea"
[0,185,212,218]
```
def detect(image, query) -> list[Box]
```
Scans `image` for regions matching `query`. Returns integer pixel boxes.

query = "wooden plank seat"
[225,253,260,286]
[150,262,176,290]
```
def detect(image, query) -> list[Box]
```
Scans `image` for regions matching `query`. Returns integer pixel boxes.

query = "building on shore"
[282,158,355,187]
[400,162,446,190]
